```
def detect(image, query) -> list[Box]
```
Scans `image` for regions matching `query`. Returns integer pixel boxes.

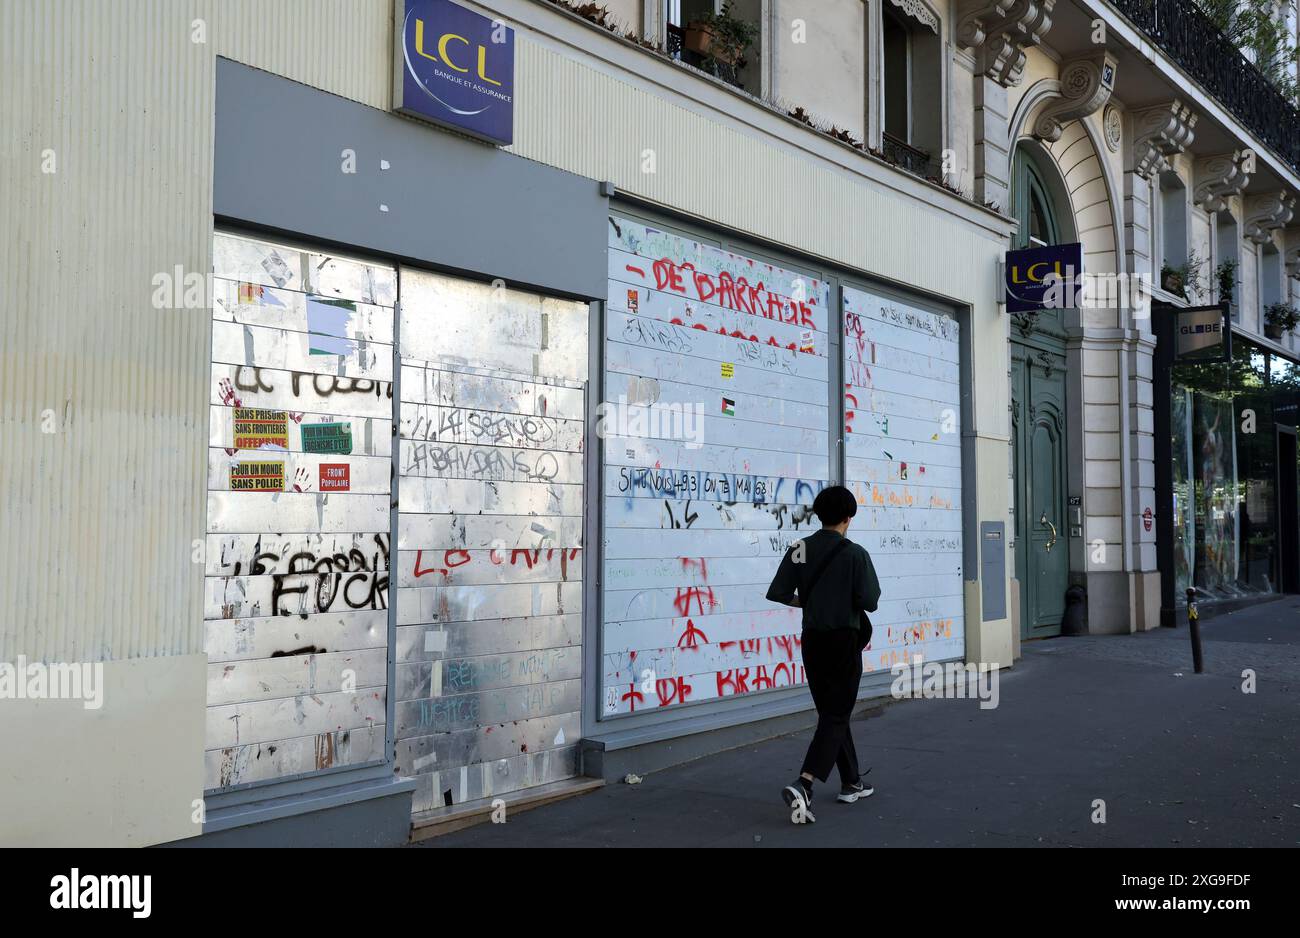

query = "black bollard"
[1186,588,1204,674]
[1061,584,1087,635]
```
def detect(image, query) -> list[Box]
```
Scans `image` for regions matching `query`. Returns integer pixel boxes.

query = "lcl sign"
[394,0,515,146]
[1004,243,1084,313]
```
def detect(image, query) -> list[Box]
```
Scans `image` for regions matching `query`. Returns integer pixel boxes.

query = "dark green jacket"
[766,529,881,632]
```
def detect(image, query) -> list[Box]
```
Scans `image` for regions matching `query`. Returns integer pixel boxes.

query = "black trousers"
[799,627,863,784]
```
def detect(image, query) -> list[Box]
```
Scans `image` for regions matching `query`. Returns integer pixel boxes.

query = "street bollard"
[1186,587,1204,674]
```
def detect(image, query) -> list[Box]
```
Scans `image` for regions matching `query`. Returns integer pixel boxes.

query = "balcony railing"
[882,132,935,178]
[1109,0,1300,175]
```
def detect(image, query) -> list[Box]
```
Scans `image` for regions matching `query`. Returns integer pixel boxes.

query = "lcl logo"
[395,0,515,145]
[410,17,506,88]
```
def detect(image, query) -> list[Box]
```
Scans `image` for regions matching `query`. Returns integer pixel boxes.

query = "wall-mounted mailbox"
[980,521,1007,621]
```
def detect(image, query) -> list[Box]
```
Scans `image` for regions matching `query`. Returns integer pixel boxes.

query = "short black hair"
[813,485,858,526]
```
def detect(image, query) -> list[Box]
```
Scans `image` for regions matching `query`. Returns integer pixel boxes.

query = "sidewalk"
[415,598,1300,848]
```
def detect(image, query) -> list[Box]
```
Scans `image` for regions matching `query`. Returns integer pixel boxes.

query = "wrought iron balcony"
[882,132,935,178]
[666,22,684,60]
[1108,0,1300,175]
[665,21,745,89]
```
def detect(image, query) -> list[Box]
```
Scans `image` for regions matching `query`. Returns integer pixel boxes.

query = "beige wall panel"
[0,654,206,846]
[775,0,866,139]
[215,0,393,109]
[1,0,396,665]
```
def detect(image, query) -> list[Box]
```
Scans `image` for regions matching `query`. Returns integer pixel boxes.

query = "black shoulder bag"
[801,540,874,651]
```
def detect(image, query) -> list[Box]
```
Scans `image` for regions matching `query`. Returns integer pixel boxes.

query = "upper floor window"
[1159,171,1189,273]
[882,9,910,143]
[668,0,760,93]
[878,0,943,175]
[1012,148,1062,250]
[1216,212,1242,319]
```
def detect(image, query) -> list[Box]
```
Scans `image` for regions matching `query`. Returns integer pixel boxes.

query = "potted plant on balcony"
[1216,259,1238,308]
[1264,302,1300,340]
[1160,263,1186,298]
[684,1,758,81]
[1160,251,1206,301]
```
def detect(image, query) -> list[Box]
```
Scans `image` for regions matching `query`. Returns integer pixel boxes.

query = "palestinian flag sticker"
[722,397,736,417]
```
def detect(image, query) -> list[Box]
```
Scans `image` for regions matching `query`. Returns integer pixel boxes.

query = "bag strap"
[800,538,851,607]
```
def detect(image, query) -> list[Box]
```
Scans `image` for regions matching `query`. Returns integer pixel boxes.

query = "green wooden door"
[1012,342,1069,638]
[1010,144,1071,640]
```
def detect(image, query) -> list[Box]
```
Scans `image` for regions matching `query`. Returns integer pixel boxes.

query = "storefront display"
[1170,336,1300,603]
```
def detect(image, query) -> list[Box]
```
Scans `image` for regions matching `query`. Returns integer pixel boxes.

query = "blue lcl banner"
[1005,242,1084,313]
[393,0,515,146]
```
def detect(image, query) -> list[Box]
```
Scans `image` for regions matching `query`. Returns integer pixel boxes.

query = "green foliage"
[693,1,759,78]
[1264,302,1300,332]
[1216,259,1239,305]
[1194,0,1300,99]
[1162,251,1209,301]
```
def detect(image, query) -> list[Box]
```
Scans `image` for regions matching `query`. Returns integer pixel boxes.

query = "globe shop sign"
[393,0,515,146]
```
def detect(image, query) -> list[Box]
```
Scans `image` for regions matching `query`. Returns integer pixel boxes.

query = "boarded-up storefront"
[204,232,395,790]
[842,286,965,671]
[393,271,589,813]
[601,215,831,715]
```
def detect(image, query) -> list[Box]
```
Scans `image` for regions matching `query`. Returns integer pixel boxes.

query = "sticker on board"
[237,281,285,307]
[319,463,351,492]
[307,296,359,356]
[301,421,354,455]
[261,252,293,288]
[233,408,289,450]
[721,397,735,417]
[720,362,734,379]
[230,461,285,492]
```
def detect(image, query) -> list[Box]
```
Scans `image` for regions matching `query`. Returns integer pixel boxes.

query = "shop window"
[602,214,836,715]
[396,269,590,810]
[1172,337,1298,602]
[879,1,942,175]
